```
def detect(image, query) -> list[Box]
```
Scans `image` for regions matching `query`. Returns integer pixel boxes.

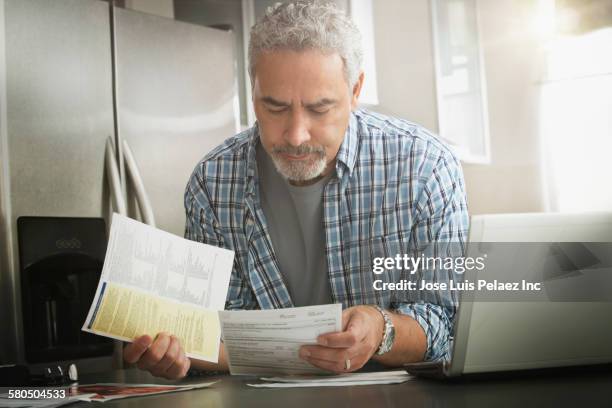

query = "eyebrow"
[304,98,337,109]
[260,96,338,109]
[261,96,289,107]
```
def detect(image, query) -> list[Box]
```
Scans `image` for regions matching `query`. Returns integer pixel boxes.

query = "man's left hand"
[298,305,384,373]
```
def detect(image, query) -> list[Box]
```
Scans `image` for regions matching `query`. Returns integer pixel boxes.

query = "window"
[431,0,491,163]
[538,1,612,211]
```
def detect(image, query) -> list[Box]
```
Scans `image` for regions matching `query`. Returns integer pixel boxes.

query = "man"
[124,1,468,379]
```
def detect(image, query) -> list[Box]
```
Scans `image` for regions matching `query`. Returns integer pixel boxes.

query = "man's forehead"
[252,50,351,105]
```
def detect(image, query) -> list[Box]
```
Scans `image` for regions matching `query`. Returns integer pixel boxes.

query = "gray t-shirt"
[256,143,333,307]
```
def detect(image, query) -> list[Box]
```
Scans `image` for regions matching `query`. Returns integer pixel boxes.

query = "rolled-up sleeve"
[394,302,453,361]
[400,143,469,361]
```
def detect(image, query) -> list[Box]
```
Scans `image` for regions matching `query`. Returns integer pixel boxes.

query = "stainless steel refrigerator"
[0,0,239,372]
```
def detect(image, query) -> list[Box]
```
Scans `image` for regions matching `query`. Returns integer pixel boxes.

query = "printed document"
[72,381,217,402]
[219,304,342,375]
[82,213,234,362]
[248,370,413,387]
[0,382,217,406]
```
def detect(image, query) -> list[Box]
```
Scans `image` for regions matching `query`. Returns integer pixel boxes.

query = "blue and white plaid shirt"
[185,109,469,361]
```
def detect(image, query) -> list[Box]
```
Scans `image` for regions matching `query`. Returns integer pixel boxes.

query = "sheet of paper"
[219,304,342,375]
[73,381,217,402]
[261,370,413,383]
[248,370,412,388]
[82,213,234,362]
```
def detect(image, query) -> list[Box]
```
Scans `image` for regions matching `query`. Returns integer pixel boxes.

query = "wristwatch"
[373,305,395,355]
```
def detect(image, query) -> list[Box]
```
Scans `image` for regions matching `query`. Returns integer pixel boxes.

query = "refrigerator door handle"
[105,137,127,216]
[123,139,156,227]
[104,136,127,369]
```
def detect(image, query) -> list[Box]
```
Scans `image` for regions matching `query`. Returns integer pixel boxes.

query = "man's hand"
[298,305,384,373]
[123,333,191,380]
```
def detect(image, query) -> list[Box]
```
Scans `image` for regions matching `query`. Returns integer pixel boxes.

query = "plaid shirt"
[184,109,469,361]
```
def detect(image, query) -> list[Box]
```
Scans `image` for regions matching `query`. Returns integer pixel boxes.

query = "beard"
[269,144,328,182]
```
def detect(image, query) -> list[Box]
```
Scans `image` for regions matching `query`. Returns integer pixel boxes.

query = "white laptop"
[404,212,612,378]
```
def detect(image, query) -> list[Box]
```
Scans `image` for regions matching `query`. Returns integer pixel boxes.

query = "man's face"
[252,50,362,185]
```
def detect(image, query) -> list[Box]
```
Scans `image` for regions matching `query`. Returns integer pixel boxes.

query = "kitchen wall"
[464,0,546,214]
[128,0,548,216]
[372,0,547,215]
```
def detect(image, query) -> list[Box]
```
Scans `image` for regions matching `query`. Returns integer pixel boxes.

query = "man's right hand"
[123,333,191,380]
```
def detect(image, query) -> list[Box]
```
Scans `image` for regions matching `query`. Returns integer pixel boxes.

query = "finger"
[305,352,369,374]
[166,349,190,380]
[138,333,171,370]
[299,345,358,364]
[124,335,153,364]
[316,330,357,348]
[317,320,367,348]
[344,311,369,340]
[304,355,342,373]
[318,311,369,348]
[150,335,180,375]
[341,308,353,331]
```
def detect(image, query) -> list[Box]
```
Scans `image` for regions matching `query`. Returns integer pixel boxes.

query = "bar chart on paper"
[82,214,234,362]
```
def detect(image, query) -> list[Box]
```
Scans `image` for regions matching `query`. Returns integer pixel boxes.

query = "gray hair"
[248,1,363,88]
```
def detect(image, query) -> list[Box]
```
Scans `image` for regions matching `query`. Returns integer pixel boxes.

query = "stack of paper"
[247,370,413,388]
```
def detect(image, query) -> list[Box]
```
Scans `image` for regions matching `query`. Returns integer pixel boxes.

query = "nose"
[284,109,311,147]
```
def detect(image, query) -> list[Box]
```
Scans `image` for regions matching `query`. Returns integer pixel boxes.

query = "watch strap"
[373,305,394,355]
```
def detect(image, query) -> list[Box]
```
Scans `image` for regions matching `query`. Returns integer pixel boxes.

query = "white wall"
[125,0,548,215]
[371,0,438,130]
[463,0,545,214]
[372,0,546,215]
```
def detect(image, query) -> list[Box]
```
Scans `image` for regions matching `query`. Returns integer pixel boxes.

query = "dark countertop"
[67,365,612,408]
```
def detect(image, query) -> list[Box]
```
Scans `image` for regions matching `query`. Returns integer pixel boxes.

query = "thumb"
[344,309,367,340]
[341,308,356,331]
[124,335,152,364]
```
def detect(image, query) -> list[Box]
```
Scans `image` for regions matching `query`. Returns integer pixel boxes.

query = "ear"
[350,72,365,110]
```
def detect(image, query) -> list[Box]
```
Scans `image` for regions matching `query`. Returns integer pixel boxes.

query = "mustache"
[272,144,325,156]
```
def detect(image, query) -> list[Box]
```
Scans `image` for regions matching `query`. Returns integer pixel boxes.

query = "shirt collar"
[245,124,261,199]
[335,110,360,179]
